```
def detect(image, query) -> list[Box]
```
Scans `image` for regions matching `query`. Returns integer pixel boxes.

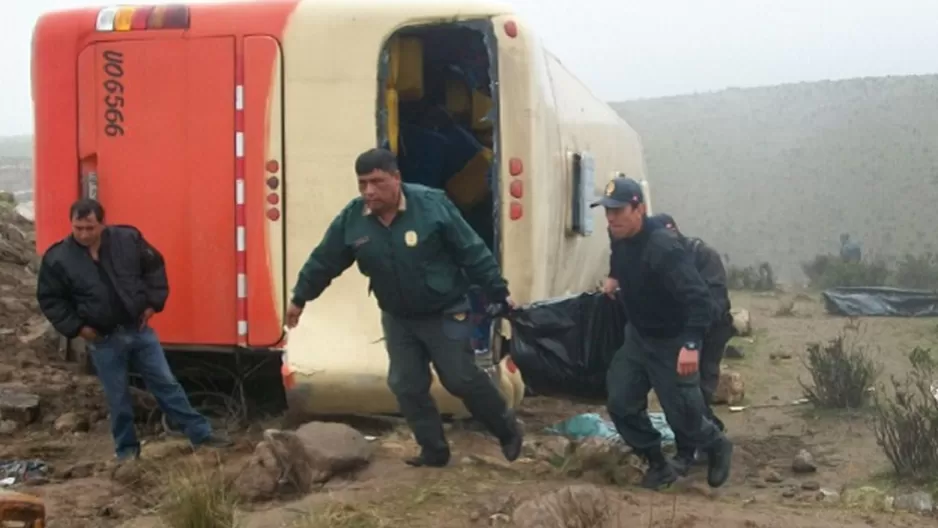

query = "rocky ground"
[2,198,937,527]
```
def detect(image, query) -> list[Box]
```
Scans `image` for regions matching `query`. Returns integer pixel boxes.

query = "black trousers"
[606,324,724,457]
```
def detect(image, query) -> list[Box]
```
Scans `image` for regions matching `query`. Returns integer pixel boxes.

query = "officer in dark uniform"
[285,148,523,468]
[653,213,735,472]
[593,178,733,490]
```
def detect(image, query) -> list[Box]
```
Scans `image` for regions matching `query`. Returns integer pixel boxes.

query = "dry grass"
[158,458,239,528]
[294,501,385,528]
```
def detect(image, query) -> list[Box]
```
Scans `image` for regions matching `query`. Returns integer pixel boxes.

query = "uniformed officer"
[593,178,733,490]
[285,148,523,468]
[653,213,735,472]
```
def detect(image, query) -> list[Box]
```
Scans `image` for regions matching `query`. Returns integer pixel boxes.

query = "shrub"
[160,461,238,528]
[801,254,889,289]
[872,348,938,482]
[894,253,938,290]
[800,333,881,409]
[726,262,776,291]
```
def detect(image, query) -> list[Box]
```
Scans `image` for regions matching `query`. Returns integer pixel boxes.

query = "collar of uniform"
[362,189,407,216]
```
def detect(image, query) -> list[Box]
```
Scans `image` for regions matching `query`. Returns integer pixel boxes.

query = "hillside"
[0,134,32,157]
[614,74,938,281]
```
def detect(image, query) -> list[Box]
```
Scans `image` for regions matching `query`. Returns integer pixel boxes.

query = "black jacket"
[685,236,732,325]
[36,226,168,338]
[609,217,712,347]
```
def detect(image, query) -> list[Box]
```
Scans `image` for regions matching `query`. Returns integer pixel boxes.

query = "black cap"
[590,177,644,209]
[653,213,677,230]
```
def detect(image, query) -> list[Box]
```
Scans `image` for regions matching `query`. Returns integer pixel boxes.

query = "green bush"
[894,253,938,290]
[800,333,881,409]
[801,254,889,288]
[726,262,776,291]
[872,348,938,482]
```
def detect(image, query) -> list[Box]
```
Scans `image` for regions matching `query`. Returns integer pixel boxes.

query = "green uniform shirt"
[291,183,509,317]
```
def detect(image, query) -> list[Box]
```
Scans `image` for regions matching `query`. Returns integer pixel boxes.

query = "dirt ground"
[2,201,936,527]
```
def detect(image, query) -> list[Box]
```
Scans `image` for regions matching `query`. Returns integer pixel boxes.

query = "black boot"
[640,450,678,490]
[405,448,451,468]
[670,448,697,476]
[499,414,524,462]
[704,436,733,488]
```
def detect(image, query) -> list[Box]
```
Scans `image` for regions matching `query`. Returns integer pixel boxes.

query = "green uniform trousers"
[381,306,514,454]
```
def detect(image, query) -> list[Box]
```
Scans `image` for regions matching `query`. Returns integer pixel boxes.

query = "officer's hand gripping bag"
[508,292,627,401]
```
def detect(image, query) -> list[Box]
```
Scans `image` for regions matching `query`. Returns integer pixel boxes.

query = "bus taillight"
[96,5,190,32]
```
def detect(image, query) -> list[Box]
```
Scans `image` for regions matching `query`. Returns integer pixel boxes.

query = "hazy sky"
[3,0,937,136]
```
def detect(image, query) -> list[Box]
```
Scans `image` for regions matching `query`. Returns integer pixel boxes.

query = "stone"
[792,449,817,474]
[893,491,934,514]
[0,365,14,383]
[763,470,783,483]
[801,480,821,491]
[712,369,745,405]
[724,345,745,359]
[233,422,373,502]
[512,484,626,528]
[731,308,752,337]
[60,462,97,479]
[816,488,840,503]
[782,488,797,499]
[0,385,40,425]
[233,440,284,502]
[0,420,19,435]
[293,421,373,478]
[54,412,90,434]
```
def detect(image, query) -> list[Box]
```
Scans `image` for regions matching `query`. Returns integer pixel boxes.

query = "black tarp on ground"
[508,292,626,401]
[821,286,938,317]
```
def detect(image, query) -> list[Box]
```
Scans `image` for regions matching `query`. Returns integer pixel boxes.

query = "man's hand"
[602,277,620,299]
[140,308,156,329]
[79,326,98,342]
[677,347,700,376]
[285,303,304,329]
[505,296,517,310]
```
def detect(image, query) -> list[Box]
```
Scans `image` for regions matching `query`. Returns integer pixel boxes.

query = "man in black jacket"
[653,213,735,471]
[593,178,733,490]
[36,199,231,460]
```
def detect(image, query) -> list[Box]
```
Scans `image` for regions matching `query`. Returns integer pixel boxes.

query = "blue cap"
[590,177,644,209]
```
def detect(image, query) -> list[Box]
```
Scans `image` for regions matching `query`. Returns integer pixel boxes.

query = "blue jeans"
[89,326,212,459]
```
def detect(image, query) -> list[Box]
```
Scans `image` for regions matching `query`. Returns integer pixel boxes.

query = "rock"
[763,470,783,483]
[712,369,745,405]
[731,308,752,337]
[724,345,745,359]
[54,412,90,434]
[792,450,817,474]
[0,386,40,425]
[234,440,283,502]
[893,491,934,514]
[60,462,97,479]
[234,422,372,502]
[293,421,373,478]
[801,480,821,491]
[0,419,19,435]
[782,488,797,498]
[0,365,14,383]
[512,484,625,528]
[769,351,793,360]
[816,488,840,503]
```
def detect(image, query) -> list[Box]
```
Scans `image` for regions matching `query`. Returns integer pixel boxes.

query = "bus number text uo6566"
[102,50,126,137]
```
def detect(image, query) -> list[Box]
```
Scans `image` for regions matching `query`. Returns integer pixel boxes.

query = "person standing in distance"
[593,178,733,490]
[285,147,523,468]
[653,213,735,473]
[36,199,232,461]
